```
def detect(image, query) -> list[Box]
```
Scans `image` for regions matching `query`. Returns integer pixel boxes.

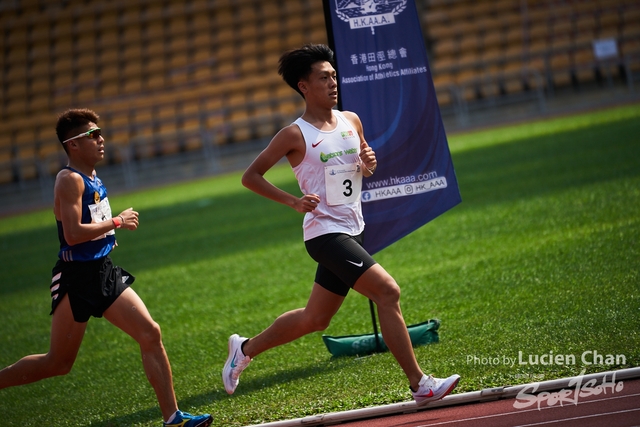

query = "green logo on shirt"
[320,147,357,163]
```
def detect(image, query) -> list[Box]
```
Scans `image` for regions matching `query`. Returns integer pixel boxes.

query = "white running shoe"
[412,374,460,406]
[222,334,251,394]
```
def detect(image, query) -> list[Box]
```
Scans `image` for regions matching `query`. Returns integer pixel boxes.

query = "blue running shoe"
[163,410,212,427]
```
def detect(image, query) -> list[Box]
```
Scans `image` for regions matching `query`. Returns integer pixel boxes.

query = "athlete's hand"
[359,141,377,174]
[294,194,320,213]
[117,208,139,230]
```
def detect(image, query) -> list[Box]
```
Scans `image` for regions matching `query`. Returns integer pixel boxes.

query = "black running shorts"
[50,256,135,323]
[304,232,377,296]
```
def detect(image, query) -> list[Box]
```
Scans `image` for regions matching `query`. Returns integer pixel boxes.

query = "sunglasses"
[62,127,102,144]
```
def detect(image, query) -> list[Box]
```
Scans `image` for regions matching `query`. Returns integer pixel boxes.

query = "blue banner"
[323,0,461,255]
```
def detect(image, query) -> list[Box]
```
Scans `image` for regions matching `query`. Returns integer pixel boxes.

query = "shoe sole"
[222,334,240,394]
[195,416,213,427]
[415,375,460,407]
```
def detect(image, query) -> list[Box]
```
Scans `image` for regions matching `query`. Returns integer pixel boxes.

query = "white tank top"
[292,110,365,241]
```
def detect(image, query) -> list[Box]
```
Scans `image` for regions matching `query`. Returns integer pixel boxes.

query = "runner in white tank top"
[226,44,460,406]
[293,110,365,241]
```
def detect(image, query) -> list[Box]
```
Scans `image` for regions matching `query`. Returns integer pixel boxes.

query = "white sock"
[166,410,179,423]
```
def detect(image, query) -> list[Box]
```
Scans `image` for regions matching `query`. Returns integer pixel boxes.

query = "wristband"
[112,216,122,229]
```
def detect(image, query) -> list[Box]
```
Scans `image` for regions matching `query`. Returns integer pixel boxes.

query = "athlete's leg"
[353,264,424,390]
[0,294,87,388]
[103,287,178,421]
[242,283,345,358]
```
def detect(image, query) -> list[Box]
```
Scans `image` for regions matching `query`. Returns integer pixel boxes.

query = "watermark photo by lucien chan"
[466,350,628,410]
[466,350,626,369]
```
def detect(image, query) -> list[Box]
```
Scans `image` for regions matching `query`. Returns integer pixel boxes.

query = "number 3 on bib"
[325,163,362,206]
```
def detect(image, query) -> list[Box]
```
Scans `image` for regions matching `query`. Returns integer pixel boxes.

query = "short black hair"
[55,108,99,152]
[278,44,335,98]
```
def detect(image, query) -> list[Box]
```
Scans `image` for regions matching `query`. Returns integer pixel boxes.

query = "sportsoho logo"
[334,0,407,34]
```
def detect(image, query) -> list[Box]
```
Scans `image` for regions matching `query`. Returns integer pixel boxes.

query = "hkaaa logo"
[334,0,407,34]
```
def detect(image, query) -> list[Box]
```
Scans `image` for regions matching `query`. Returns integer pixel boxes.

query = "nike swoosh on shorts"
[346,259,364,267]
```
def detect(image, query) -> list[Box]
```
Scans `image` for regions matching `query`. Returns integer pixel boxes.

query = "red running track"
[248,368,640,427]
[338,378,640,427]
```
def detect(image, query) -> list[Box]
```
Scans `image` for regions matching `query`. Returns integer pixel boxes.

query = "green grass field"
[1,104,639,426]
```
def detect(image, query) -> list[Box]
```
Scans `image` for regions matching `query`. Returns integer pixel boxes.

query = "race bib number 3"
[325,163,362,206]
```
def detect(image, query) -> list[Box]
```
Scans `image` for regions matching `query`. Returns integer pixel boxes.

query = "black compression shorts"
[304,232,377,296]
[50,256,135,323]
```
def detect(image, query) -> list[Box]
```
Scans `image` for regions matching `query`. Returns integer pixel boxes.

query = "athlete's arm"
[343,111,377,177]
[54,171,138,245]
[242,125,320,213]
